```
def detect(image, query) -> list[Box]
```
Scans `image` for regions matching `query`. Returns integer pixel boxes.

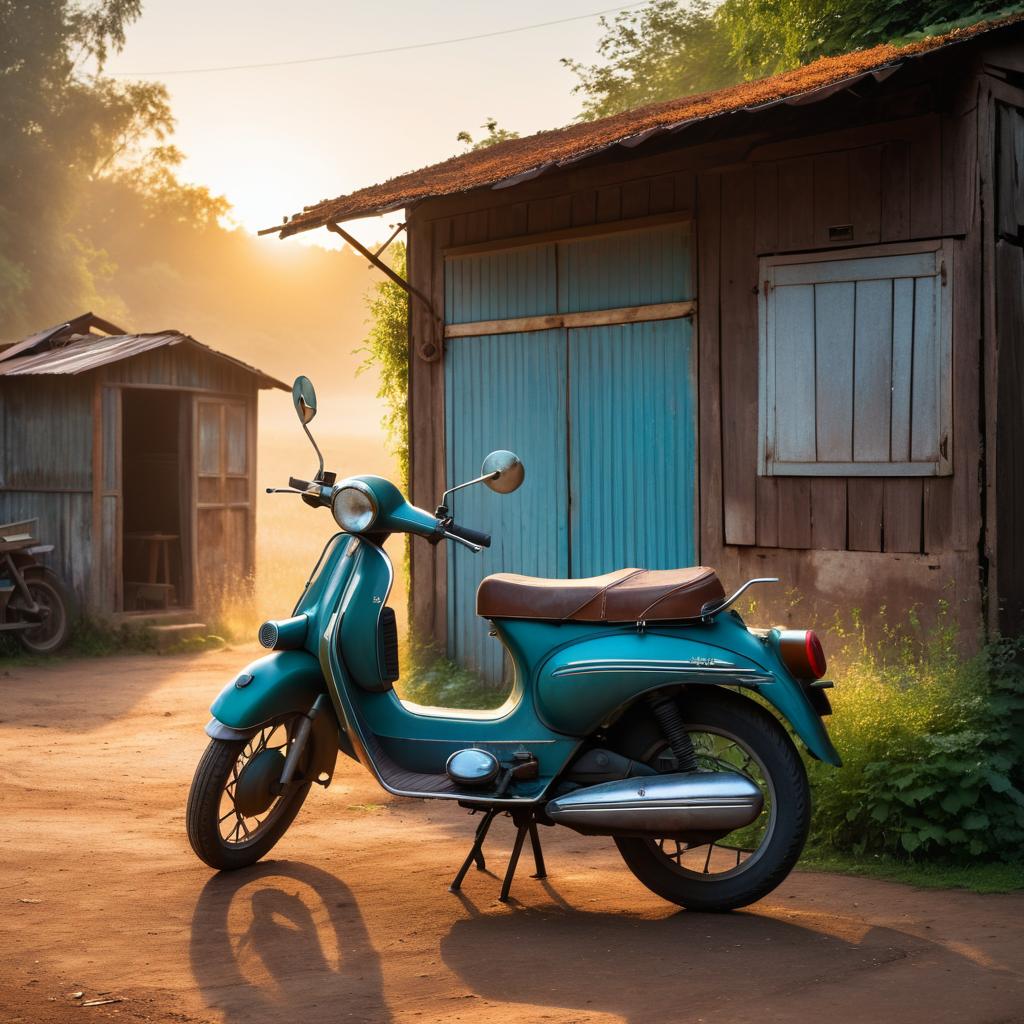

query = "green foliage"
[807,627,1024,863]
[562,0,737,119]
[396,641,508,710]
[0,0,226,336]
[358,242,409,492]
[798,849,1024,892]
[563,0,1024,119]
[456,117,521,151]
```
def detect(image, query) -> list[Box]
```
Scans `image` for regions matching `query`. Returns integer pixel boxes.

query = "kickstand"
[449,808,499,892]
[499,811,547,903]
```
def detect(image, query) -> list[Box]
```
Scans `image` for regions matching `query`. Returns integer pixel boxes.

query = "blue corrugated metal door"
[444,330,568,682]
[568,320,696,577]
[444,223,695,681]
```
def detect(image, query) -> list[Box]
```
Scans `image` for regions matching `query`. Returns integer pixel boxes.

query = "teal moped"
[187,376,840,911]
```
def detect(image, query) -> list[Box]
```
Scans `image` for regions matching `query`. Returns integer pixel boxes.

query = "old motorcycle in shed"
[186,375,841,911]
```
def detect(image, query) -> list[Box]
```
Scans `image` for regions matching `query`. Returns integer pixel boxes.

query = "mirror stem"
[303,421,325,479]
[439,471,500,509]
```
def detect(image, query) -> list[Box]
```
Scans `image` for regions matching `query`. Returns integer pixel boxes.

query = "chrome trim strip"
[551,660,773,683]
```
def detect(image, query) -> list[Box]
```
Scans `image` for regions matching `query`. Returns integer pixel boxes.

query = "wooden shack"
[266,17,1024,680]
[0,314,285,618]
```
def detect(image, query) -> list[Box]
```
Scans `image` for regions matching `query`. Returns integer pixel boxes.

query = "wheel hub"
[234,748,286,817]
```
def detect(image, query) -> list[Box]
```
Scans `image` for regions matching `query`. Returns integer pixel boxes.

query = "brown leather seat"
[476,567,725,623]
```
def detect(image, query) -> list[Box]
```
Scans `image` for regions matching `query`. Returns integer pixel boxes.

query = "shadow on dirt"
[440,890,997,1023]
[189,861,391,1024]
[0,649,230,733]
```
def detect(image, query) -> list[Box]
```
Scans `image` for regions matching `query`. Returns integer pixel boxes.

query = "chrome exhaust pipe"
[545,771,763,840]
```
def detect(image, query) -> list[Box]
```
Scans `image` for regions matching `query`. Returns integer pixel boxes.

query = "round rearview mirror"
[292,375,317,425]
[481,450,524,494]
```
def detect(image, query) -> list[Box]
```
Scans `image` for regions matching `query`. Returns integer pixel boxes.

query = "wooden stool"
[126,532,179,609]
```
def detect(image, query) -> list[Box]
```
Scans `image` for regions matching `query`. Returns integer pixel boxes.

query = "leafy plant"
[358,241,409,493]
[807,627,1024,863]
[562,0,1024,120]
[456,117,521,151]
[395,641,509,710]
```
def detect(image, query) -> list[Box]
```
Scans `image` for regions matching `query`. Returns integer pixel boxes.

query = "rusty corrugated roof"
[0,329,288,390]
[264,13,1024,238]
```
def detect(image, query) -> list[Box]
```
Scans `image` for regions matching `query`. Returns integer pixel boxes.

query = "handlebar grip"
[446,522,491,548]
[288,477,312,491]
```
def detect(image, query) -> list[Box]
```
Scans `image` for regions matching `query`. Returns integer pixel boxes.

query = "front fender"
[207,650,347,781]
[210,650,326,728]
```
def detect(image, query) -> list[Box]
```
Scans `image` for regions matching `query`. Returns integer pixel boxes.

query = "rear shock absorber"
[648,693,699,773]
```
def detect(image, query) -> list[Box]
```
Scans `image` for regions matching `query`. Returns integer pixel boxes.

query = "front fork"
[275,694,330,793]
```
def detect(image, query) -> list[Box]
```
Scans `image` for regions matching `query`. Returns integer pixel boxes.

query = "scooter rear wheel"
[614,689,810,912]
[186,715,312,870]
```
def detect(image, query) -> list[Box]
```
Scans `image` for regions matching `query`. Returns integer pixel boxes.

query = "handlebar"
[444,521,491,549]
[270,475,491,552]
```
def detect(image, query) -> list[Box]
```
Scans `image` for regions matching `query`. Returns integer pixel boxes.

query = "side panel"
[530,620,841,765]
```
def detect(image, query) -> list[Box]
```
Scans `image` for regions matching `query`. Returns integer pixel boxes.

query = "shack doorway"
[121,389,190,611]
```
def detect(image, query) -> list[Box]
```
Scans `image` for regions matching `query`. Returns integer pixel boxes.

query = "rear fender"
[537,629,841,766]
[207,649,349,782]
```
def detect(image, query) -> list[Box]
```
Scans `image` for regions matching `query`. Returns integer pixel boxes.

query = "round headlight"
[332,484,377,532]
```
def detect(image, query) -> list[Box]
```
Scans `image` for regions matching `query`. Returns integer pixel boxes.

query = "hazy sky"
[106,1,632,247]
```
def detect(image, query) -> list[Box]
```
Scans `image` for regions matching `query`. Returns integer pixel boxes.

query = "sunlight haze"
[106,1,617,248]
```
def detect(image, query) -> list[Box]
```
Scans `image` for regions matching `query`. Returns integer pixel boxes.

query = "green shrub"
[395,641,508,711]
[808,624,1024,862]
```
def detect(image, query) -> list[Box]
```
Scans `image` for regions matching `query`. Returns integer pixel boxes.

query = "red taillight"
[778,629,827,680]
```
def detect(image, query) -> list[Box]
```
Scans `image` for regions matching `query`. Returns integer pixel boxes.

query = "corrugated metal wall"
[444,223,695,681]
[0,378,94,603]
[568,320,696,578]
[445,330,568,682]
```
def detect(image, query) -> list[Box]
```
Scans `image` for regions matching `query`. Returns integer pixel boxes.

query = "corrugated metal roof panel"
[0,331,287,390]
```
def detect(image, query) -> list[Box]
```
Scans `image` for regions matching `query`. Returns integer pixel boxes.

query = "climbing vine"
[359,242,409,492]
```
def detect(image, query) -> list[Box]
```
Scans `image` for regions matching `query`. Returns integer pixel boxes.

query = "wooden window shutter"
[758,244,952,477]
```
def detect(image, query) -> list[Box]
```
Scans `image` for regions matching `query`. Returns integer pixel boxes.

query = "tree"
[562,0,738,119]
[0,0,224,335]
[456,117,521,151]
[563,0,1024,119]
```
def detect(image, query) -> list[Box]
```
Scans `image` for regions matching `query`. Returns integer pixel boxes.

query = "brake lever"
[444,531,482,554]
[266,487,302,495]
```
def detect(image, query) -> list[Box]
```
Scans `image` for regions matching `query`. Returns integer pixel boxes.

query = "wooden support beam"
[444,300,696,339]
[326,222,443,360]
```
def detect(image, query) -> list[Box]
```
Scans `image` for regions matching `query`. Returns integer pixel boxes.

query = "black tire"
[13,568,74,654]
[614,689,810,912]
[186,726,311,871]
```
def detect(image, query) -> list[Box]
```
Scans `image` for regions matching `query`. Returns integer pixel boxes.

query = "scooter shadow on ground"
[440,900,994,1023]
[189,860,392,1024]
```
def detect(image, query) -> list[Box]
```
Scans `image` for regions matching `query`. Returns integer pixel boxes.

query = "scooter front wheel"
[186,715,312,870]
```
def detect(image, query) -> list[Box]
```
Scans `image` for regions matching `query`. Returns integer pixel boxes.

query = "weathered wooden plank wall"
[715,108,978,559]
[0,377,94,601]
[992,96,1024,634]
[102,346,260,395]
[405,57,995,645]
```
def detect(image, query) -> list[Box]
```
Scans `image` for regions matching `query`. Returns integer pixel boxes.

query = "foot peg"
[450,808,547,902]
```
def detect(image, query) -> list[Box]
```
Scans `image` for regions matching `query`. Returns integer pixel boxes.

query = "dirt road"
[1,648,1022,1024]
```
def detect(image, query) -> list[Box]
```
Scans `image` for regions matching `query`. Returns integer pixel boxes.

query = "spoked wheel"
[11,570,73,654]
[615,691,810,912]
[186,715,312,870]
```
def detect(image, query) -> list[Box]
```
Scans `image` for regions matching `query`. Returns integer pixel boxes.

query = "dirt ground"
[2,647,1022,1024]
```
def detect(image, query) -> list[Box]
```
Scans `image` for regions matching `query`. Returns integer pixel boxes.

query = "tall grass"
[807,612,1024,862]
